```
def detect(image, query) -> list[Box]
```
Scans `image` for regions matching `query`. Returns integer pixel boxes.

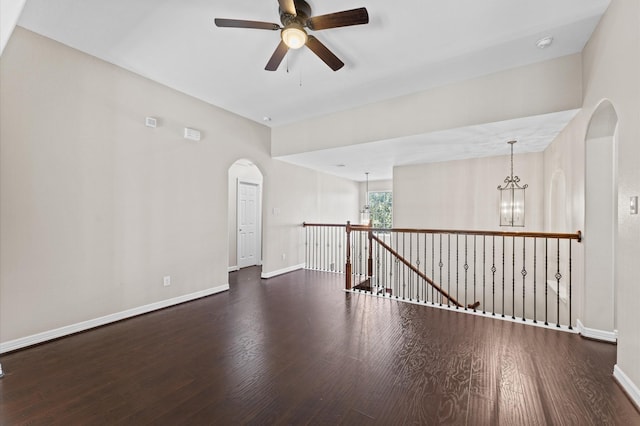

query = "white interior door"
[237,180,261,269]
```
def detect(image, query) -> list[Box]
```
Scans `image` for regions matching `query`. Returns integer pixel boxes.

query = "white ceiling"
[17,0,609,181]
[276,109,580,181]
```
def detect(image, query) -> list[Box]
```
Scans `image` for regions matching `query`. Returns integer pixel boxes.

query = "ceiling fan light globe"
[282,27,307,49]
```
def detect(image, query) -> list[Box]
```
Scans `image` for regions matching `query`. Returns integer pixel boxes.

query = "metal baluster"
[545,238,548,326]
[394,232,400,299]
[483,236,486,314]
[416,234,420,301]
[328,226,331,271]
[329,226,332,271]
[345,222,352,290]
[308,227,313,270]
[305,226,309,269]
[521,237,526,322]
[556,238,561,328]
[512,236,515,320]
[447,234,451,307]
[502,237,507,318]
[402,232,406,300]
[472,235,476,312]
[336,227,340,273]
[376,233,381,292]
[439,234,443,306]
[315,226,318,270]
[358,230,362,281]
[388,239,393,296]
[405,234,414,300]
[323,226,327,270]
[333,226,336,272]
[431,234,435,305]
[491,237,496,315]
[533,238,537,323]
[464,235,469,310]
[319,226,322,270]
[456,234,459,309]
[502,236,505,318]
[310,227,314,270]
[424,233,428,303]
[341,227,345,273]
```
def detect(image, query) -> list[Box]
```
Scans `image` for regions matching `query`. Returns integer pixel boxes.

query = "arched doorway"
[582,100,618,341]
[228,159,264,271]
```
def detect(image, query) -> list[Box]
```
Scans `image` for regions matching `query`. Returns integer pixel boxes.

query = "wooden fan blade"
[278,0,297,16]
[306,36,344,71]
[306,7,369,31]
[214,18,280,30]
[265,41,289,71]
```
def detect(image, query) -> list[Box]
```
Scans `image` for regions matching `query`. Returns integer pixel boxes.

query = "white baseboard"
[261,263,305,279]
[228,265,239,272]
[613,364,640,411]
[0,284,229,354]
[577,319,618,343]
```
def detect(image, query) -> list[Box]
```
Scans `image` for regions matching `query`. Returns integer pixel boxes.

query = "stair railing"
[303,222,582,330]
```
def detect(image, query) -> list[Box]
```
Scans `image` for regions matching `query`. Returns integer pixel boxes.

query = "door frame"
[237,178,262,268]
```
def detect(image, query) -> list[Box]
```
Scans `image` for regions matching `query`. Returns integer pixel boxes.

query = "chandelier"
[498,140,527,227]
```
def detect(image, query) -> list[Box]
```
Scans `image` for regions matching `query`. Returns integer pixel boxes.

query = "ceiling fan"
[214,0,369,71]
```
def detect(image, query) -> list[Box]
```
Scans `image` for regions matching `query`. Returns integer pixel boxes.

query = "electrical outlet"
[282,253,286,260]
[163,276,171,287]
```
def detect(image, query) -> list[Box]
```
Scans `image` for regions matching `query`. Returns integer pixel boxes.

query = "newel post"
[367,220,373,278]
[345,221,352,290]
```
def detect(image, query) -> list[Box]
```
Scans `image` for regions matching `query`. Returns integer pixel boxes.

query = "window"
[368,191,392,229]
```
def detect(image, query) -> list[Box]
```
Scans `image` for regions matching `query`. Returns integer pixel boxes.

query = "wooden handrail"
[372,234,470,308]
[303,222,347,228]
[349,225,582,242]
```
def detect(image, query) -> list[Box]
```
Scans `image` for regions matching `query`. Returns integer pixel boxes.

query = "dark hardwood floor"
[1,267,638,425]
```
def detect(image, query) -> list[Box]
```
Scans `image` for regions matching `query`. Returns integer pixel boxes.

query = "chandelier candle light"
[498,140,527,227]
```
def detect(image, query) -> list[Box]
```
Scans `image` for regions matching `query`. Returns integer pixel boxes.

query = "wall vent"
[183,127,201,141]
[145,116,157,128]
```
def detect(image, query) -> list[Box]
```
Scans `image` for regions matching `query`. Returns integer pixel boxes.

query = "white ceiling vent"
[183,127,201,141]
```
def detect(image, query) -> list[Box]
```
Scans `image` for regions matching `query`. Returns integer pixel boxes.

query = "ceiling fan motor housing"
[279,0,311,25]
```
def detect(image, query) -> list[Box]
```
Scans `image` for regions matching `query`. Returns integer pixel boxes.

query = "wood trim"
[304,223,582,242]
[353,226,582,241]
[303,222,346,228]
[0,285,230,354]
[261,264,305,279]
[614,365,640,412]
[577,319,618,343]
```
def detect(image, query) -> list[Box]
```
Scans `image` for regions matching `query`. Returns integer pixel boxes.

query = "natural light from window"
[368,191,392,229]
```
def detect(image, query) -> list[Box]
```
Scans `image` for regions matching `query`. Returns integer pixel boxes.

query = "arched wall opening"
[582,99,618,341]
[228,159,264,272]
